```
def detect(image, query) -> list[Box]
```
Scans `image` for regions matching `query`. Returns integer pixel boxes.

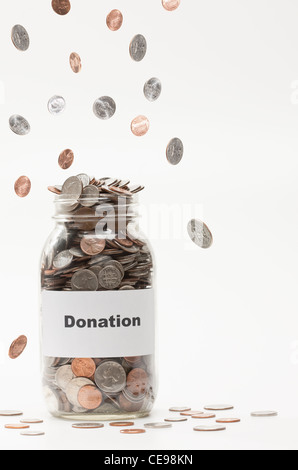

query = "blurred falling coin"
[20,431,45,436]
[144,422,172,429]
[8,335,27,359]
[187,219,213,249]
[120,429,146,434]
[14,176,31,198]
[144,78,162,102]
[204,405,234,411]
[216,418,241,424]
[69,52,82,73]
[9,115,30,136]
[58,149,74,170]
[52,0,71,15]
[5,424,30,429]
[169,407,191,412]
[72,422,104,429]
[106,9,123,31]
[194,425,226,432]
[48,95,66,115]
[109,422,134,427]
[162,0,181,11]
[11,25,30,51]
[166,137,184,165]
[129,34,147,62]
[251,411,278,417]
[131,115,150,137]
[93,96,116,120]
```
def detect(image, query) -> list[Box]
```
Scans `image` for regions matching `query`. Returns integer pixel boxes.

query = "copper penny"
[126,368,148,396]
[77,385,103,410]
[69,52,82,73]
[58,149,74,170]
[5,424,30,430]
[8,335,27,359]
[80,237,106,256]
[106,10,123,31]
[14,176,31,198]
[48,186,62,195]
[71,358,96,378]
[162,0,181,11]
[192,413,216,419]
[216,418,241,424]
[114,238,134,248]
[110,422,135,427]
[120,429,146,434]
[131,116,150,137]
[52,0,71,15]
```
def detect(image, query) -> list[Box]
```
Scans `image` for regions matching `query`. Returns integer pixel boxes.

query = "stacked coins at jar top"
[41,174,155,417]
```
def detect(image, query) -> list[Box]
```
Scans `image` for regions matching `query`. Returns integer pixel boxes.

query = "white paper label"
[41,289,155,358]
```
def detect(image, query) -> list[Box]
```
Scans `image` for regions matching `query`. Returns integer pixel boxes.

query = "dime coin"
[192,413,216,419]
[169,407,191,412]
[93,96,116,120]
[187,219,213,249]
[106,10,123,31]
[5,424,30,430]
[94,361,126,394]
[11,25,30,51]
[166,137,184,165]
[162,0,181,11]
[0,411,23,417]
[14,176,31,198]
[48,95,66,115]
[194,425,226,432]
[109,422,135,427]
[98,265,123,290]
[216,418,241,423]
[129,34,147,62]
[131,115,150,137]
[204,405,234,411]
[20,431,45,436]
[120,429,146,434]
[77,385,103,410]
[251,411,278,417]
[62,176,83,200]
[53,250,73,269]
[52,0,71,15]
[69,52,82,73]
[71,269,99,291]
[8,335,27,359]
[58,149,74,170]
[144,78,162,102]
[72,422,104,429]
[80,237,106,256]
[144,422,172,429]
[20,419,44,424]
[71,358,96,378]
[164,417,187,422]
[9,115,30,136]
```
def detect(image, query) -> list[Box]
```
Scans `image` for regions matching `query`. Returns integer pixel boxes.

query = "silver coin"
[93,96,116,120]
[48,95,66,115]
[55,365,75,392]
[71,269,99,291]
[11,25,30,51]
[144,78,162,102]
[169,406,191,412]
[81,185,100,207]
[65,378,94,407]
[0,410,23,417]
[251,411,278,417]
[194,425,226,432]
[9,115,30,136]
[187,219,213,249]
[94,361,126,394]
[166,137,184,165]
[20,419,44,424]
[72,422,104,429]
[204,405,234,411]
[130,34,147,62]
[164,417,188,422]
[62,176,83,200]
[53,250,73,269]
[98,265,123,290]
[76,173,90,188]
[69,247,85,258]
[144,422,172,429]
[20,431,45,436]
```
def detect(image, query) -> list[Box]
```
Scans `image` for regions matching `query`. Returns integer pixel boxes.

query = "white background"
[0,0,298,450]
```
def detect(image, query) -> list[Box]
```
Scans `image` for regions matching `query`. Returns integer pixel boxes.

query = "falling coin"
[109,422,135,427]
[162,0,181,11]
[93,96,116,120]
[72,422,104,429]
[187,219,213,249]
[144,422,172,429]
[129,34,147,62]
[164,417,187,422]
[20,431,45,436]
[0,411,23,417]
[11,25,30,51]
[8,335,27,359]
[166,137,184,165]
[131,115,150,137]
[204,405,234,411]
[58,149,74,170]
[20,419,44,424]
[194,425,226,432]
[69,52,82,73]
[9,115,30,136]
[192,413,216,419]
[216,418,241,424]
[251,411,278,417]
[5,424,30,430]
[52,0,71,15]
[48,95,66,115]
[14,176,31,198]
[169,407,191,412]
[106,9,123,31]
[120,429,146,434]
[144,78,162,102]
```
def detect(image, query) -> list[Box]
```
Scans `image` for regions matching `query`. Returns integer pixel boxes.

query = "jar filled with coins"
[40,174,156,420]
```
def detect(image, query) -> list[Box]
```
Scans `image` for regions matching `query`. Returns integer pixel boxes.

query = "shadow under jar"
[40,178,156,420]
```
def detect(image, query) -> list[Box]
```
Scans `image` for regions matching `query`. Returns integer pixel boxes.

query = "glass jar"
[40,176,156,420]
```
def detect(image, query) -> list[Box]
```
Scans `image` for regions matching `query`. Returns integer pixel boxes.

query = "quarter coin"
[52,0,71,15]
[11,25,30,51]
[14,176,31,198]
[169,407,191,412]
[144,78,162,102]
[20,431,45,436]
[144,422,172,429]
[251,411,278,417]
[72,422,104,429]
[194,425,226,432]
[204,405,234,411]
[71,269,99,291]
[8,335,27,359]
[106,10,123,31]
[69,52,82,73]
[20,419,44,424]
[129,34,147,62]
[62,176,83,200]
[94,361,126,394]
[164,417,187,422]
[93,96,116,120]
[131,115,150,137]
[187,219,213,249]
[9,115,30,136]
[48,95,66,115]
[166,137,184,165]
[53,250,73,269]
